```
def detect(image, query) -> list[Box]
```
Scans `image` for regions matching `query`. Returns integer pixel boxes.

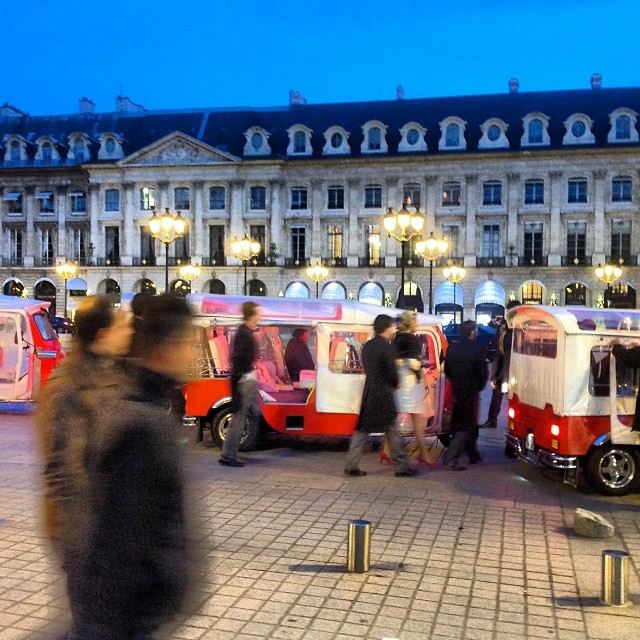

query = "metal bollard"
[347,519,371,573]
[601,549,629,606]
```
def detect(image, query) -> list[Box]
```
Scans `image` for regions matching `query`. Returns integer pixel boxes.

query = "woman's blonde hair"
[397,310,417,333]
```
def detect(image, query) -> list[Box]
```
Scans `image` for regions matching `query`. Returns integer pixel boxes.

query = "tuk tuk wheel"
[584,444,640,496]
[211,406,261,452]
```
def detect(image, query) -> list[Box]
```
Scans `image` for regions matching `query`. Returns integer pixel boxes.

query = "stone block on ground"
[574,508,615,538]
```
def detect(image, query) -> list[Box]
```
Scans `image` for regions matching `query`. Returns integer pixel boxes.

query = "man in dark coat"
[220,301,262,467]
[611,341,640,432]
[444,320,489,470]
[344,314,415,477]
[284,328,314,382]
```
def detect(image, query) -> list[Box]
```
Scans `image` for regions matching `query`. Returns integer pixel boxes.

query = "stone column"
[88,184,100,266]
[122,182,134,266]
[193,180,204,262]
[157,181,169,212]
[593,169,606,264]
[310,180,323,261]
[463,174,478,268]
[424,175,438,234]
[505,172,520,264]
[548,171,563,266]
[24,186,36,267]
[55,186,67,261]
[229,180,245,240]
[384,176,400,266]
[269,180,284,266]
[347,179,361,266]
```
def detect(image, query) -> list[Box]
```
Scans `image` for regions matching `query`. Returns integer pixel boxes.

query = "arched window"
[248,279,267,296]
[322,282,347,300]
[208,279,225,294]
[285,281,310,299]
[438,116,467,151]
[358,282,384,305]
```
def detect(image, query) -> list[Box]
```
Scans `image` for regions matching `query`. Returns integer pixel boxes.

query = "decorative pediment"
[119,131,240,166]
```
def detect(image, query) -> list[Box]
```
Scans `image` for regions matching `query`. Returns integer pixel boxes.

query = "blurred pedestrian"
[444,320,488,470]
[611,340,640,432]
[220,300,262,467]
[480,299,520,429]
[345,314,416,477]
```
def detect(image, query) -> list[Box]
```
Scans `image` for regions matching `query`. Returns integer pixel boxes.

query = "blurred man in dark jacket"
[444,320,488,470]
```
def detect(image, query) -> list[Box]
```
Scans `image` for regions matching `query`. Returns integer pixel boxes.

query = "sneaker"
[344,469,367,477]
[219,456,245,467]
[395,469,418,477]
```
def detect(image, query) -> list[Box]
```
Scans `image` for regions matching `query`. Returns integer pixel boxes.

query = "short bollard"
[347,519,371,573]
[601,549,629,606]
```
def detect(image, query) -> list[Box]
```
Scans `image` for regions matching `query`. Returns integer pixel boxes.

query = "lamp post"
[231,234,261,294]
[383,198,424,309]
[149,207,185,294]
[55,261,77,318]
[306,262,329,298]
[415,232,449,314]
[443,264,466,322]
[179,263,201,294]
[595,263,622,308]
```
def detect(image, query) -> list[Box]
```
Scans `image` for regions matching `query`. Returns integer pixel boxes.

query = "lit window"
[140,187,156,210]
[442,182,461,207]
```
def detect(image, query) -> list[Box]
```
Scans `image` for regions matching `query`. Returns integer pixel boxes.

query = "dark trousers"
[485,385,504,425]
[444,392,480,465]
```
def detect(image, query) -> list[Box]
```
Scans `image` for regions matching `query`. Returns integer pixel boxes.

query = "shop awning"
[3,192,21,201]
[36,191,53,199]
[434,281,464,306]
[67,278,87,291]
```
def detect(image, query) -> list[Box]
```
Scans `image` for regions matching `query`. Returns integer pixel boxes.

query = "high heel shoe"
[417,453,431,467]
[379,451,392,465]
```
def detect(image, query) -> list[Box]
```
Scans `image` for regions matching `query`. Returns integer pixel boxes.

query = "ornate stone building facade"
[1,76,639,320]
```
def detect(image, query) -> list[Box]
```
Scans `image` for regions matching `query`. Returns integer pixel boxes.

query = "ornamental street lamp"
[383,197,424,309]
[149,207,185,293]
[55,261,77,318]
[306,262,329,298]
[415,232,449,315]
[443,264,466,322]
[231,234,261,294]
[179,263,201,294]
[595,263,623,308]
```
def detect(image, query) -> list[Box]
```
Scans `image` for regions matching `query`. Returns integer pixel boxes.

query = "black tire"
[211,406,261,452]
[504,443,518,459]
[584,444,640,496]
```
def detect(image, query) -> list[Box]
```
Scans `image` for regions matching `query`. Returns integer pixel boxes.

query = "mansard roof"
[0,86,639,164]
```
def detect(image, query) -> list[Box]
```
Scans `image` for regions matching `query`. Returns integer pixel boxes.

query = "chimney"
[396,85,405,100]
[116,95,145,113]
[79,97,95,114]
[0,103,28,117]
[289,89,307,105]
[508,78,520,94]
[591,73,602,89]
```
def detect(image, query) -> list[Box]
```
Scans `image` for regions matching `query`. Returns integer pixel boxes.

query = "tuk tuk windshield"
[570,309,640,332]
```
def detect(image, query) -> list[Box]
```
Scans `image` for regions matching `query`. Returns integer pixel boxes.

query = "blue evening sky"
[4,0,640,115]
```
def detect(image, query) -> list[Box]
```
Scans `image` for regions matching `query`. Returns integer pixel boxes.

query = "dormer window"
[243,126,271,156]
[106,139,115,154]
[438,117,467,151]
[35,136,61,165]
[360,120,388,154]
[2,136,26,164]
[42,143,52,163]
[562,114,595,145]
[478,118,509,149]
[607,108,639,143]
[398,122,427,152]
[11,141,21,163]
[322,126,350,155]
[522,112,550,147]
[286,125,313,156]
[67,133,91,164]
[98,133,125,160]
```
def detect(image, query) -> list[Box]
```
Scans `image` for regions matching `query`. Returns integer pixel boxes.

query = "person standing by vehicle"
[220,301,263,467]
[444,320,488,470]
[611,340,640,432]
[344,314,416,477]
[480,299,520,429]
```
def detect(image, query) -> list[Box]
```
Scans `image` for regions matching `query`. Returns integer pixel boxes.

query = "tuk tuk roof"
[507,305,640,335]
[188,294,441,327]
[0,295,50,315]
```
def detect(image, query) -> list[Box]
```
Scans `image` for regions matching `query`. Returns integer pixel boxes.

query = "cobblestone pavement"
[1,398,640,640]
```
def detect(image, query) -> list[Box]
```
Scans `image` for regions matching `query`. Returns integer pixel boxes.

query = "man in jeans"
[220,301,262,467]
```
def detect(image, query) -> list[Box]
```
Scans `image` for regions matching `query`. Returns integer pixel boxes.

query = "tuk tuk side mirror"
[36,348,58,361]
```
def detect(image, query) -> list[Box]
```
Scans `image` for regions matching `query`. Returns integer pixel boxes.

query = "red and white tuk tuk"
[0,296,63,404]
[184,294,447,450]
[505,305,640,495]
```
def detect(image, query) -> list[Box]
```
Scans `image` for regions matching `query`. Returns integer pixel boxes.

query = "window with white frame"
[563,114,595,145]
[478,119,509,149]
[568,178,588,204]
[611,220,631,262]
[566,222,586,262]
[322,126,350,155]
[607,108,639,143]
[482,181,502,206]
[327,185,344,209]
[140,187,156,210]
[291,187,308,210]
[40,228,55,265]
[612,176,632,203]
[524,222,543,263]
[442,224,460,259]
[398,122,427,152]
[403,183,421,208]
[140,227,155,264]
[70,191,86,214]
[481,224,501,258]
[287,125,313,156]
[105,226,120,263]
[70,228,88,263]
[72,140,86,163]
[442,181,461,207]
[243,126,271,156]
[105,189,120,212]
[524,179,545,205]
[209,186,225,210]
[250,186,266,210]
[364,223,381,265]
[291,226,306,261]
[41,142,53,163]
[209,226,225,264]
[5,192,23,215]
[327,225,343,259]
[364,184,382,208]
[361,120,388,154]
[37,192,55,214]
[9,228,23,262]
[174,187,190,210]
[521,112,550,147]
[293,131,306,153]
[439,117,467,151]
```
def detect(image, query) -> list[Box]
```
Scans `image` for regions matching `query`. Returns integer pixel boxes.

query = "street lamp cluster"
[55,261,77,317]
[415,232,449,314]
[595,263,623,308]
[306,263,329,298]
[149,207,185,293]
[231,234,262,294]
